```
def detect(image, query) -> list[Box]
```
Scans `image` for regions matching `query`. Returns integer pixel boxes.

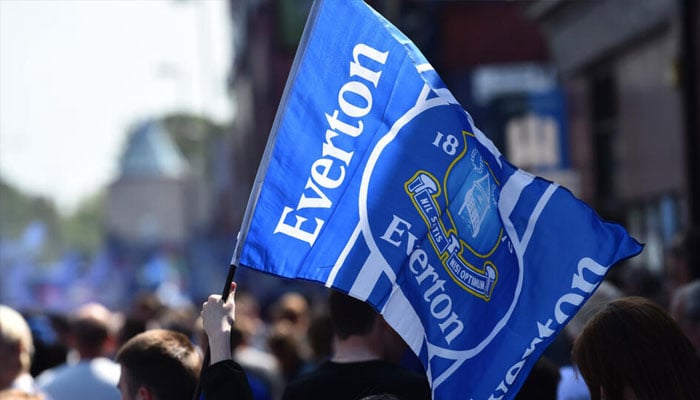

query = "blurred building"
[226,0,307,223]
[525,0,696,274]
[104,120,207,246]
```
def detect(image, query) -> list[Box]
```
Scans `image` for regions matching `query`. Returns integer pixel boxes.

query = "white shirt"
[36,358,121,400]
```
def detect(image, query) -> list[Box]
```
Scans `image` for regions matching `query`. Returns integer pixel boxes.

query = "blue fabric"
[236,1,643,399]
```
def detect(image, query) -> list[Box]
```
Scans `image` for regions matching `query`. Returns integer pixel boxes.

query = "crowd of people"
[0,277,431,400]
[1,261,699,399]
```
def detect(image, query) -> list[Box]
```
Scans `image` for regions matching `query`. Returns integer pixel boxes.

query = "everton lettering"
[381,214,464,344]
[487,257,610,400]
[275,43,389,245]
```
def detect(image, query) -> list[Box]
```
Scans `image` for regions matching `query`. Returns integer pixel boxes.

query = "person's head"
[307,306,333,362]
[565,281,623,341]
[572,296,700,400]
[232,290,263,346]
[116,329,201,400]
[271,292,310,337]
[328,290,406,363]
[152,305,198,340]
[664,228,700,299]
[514,356,560,400]
[71,302,117,359]
[266,320,309,380]
[328,290,376,340]
[670,279,700,353]
[0,305,34,390]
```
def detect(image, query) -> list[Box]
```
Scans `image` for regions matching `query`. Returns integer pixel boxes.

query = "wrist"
[208,334,233,364]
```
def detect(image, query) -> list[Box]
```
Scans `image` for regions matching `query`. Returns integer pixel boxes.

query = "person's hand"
[201,281,236,363]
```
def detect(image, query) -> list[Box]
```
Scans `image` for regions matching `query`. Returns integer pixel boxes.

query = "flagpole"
[192,262,238,400]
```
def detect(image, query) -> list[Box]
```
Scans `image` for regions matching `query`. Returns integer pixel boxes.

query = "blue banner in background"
[234,1,643,399]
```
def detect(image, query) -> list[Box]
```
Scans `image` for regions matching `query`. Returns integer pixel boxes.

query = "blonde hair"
[0,305,34,372]
[0,388,45,399]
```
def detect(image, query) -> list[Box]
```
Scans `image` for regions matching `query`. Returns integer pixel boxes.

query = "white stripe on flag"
[349,249,395,301]
[382,284,425,355]
[499,169,558,254]
[325,222,363,287]
[415,63,432,73]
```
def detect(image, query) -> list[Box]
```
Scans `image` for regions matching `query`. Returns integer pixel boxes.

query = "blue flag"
[233,1,643,399]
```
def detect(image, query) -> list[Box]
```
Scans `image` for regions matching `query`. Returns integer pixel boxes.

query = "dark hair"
[572,296,700,400]
[515,356,560,400]
[72,317,109,354]
[359,394,400,400]
[307,307,334,361]
[116,329,201,400]
[680,280,700,322]
[328,290,377,340]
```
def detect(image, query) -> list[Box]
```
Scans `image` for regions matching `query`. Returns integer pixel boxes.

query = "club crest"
[405,131,502,300]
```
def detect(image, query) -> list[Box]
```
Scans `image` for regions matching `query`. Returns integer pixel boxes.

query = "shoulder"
[36,364,67,387]
[282,361,341,399]
[67,358,120,386]
[90,358,121,375]
[283,361,334,387]
[283,361,430,400]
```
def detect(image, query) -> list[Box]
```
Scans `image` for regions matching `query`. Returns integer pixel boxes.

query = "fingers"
[202,281,238,313]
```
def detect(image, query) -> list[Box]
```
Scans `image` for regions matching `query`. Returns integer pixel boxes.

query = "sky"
[0,0,233,213]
